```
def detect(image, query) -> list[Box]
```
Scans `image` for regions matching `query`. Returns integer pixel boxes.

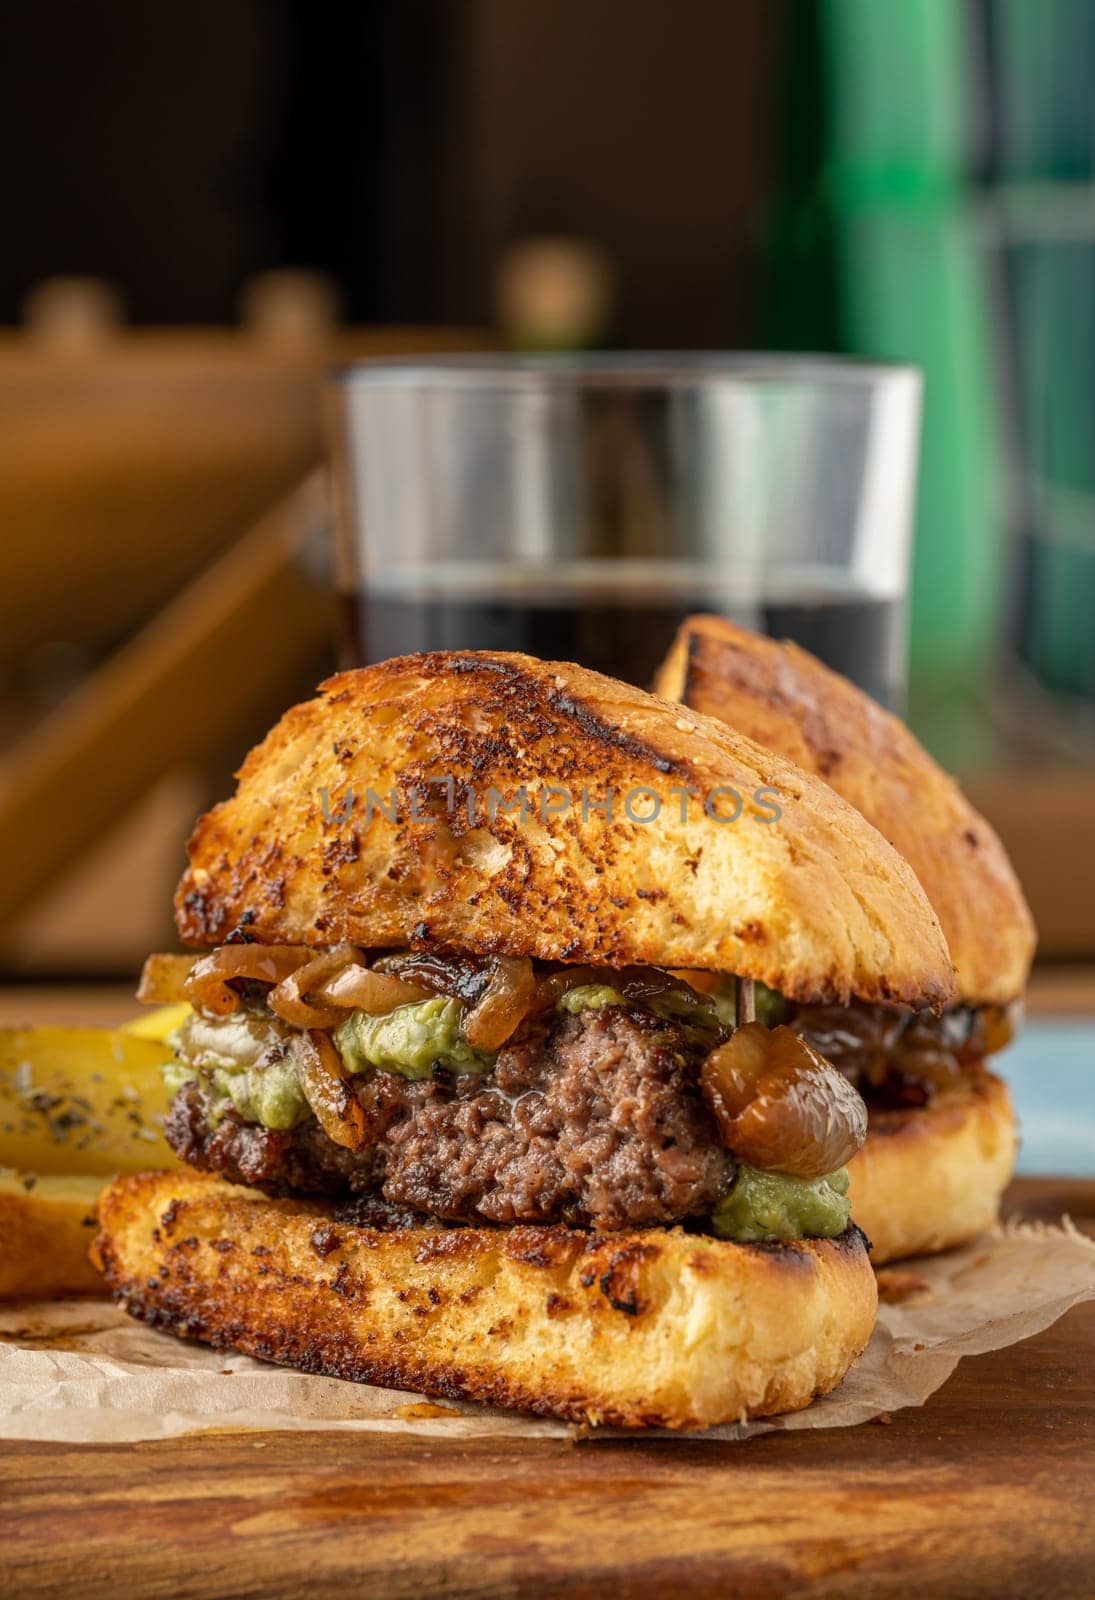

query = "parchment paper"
[2,1219,1093,1443]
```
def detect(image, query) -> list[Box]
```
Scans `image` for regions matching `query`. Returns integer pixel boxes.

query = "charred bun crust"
[95,1168,878,1430]
[176,652,954,1009]
[656,617,1034,1006]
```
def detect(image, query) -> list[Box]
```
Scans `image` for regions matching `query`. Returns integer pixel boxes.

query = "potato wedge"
[0,1024,183,1297]
[0,1024,178,1176]
[0,1169,105,1297]
[122,1003,191,1044]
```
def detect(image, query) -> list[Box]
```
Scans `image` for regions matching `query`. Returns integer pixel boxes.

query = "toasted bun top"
[175,651,955,1007]
[654,617,1034,1005]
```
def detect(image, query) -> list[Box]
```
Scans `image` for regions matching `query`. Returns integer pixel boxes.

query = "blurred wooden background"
[0,307,488,975]
[0,282,1091,981]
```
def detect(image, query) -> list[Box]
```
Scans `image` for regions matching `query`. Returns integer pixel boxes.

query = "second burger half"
[656,615,1035,1264]
[98,651,954,1427]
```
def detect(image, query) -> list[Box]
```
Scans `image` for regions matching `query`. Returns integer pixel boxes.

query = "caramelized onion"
[791,1003,905,1085]
[790,1001,1007,1106]
[268,945,363,1029]
[531,964,712,1014]
[701,1023,867,1178]
[670,969,718,995]
[197,943,315,984]
[184,960,239,1016]
[882,1014,969,1100]
[374,951,490,1006]
[316,964,433,1015]
[290,1029,366,1149]
[617,967,710,1009]
[184,944,315,1017]
[138,952,196,1004]
[531,965,605,1008]
[463,957,537,1050]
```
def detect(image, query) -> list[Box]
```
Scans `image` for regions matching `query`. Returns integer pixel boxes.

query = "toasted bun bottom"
[93,1170,877,1430]
[846,1066,1017,1265]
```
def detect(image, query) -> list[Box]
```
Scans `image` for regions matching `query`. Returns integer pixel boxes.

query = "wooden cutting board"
[4,1176,1094,1600]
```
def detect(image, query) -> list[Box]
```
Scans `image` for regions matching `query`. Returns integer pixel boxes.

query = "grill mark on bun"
[95,1169,879,1429]
[174,650,956,1010]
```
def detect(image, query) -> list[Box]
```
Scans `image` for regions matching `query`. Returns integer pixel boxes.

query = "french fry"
[122,1003,191,1044]
[0,1024,178,1176]
[0,1023,183,1297]
[0,1170,105,1297]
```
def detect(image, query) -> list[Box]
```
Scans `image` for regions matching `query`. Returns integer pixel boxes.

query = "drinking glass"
[328,353,921,708]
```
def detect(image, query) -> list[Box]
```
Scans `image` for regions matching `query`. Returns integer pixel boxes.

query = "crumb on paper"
[567,1422,599,1444]
[393,1401,462,1420]
[875,1268,933,1306]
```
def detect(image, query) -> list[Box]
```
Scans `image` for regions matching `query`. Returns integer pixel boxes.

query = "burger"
[655,616,1035,1264]
[95,651,954,1427]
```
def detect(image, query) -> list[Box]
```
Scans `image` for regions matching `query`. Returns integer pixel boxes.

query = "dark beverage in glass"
[344,578,904,710]
[329,356,920,710]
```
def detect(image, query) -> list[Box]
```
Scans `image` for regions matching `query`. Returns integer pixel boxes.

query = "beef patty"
[165,1006,734,1231]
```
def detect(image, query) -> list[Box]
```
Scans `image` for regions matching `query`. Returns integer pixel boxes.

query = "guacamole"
[162,1043,308,1132]
[711,1163,851,1242]
[333,996,495,1080]
[558,984,627,1013]
[557,983,727,1040]
[248,1054,309,1129]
